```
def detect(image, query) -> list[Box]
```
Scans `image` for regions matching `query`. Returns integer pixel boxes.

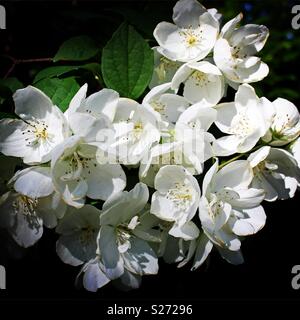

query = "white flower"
[79,201,161,292]
[143,82,190,128]
[214,13,269,86]
[213,84,274,156]
[157,229,196,267]
[0,166,66,248]
[97,183,158,282]
[56,204,101,266]
[262,98,300,146]
[195,160,266,267]
[51,135,126,208]
[65,84,119,123]
[0,86,69,164]
[248,146,300,201]
[111,98,160,165]
[149,47,183,88]
[79,258,142,292]
[64,84,118,147]
[171,61,225,105]
[139,103,216,186]
[153,0,219,62]
[150,165,200,240]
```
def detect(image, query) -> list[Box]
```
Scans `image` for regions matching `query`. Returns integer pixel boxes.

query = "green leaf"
[0,77,23,106]
[33,63,101,83]
[53,36,99,62]
[101,22,154,99]
[35,77,80,112]
[0,77,23,93]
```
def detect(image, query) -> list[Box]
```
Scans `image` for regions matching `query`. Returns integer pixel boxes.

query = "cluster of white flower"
[0,0,300,292]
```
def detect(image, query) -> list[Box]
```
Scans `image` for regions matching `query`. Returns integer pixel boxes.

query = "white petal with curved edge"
[214,160,253,191]
[65,83,88,120]
[62,179,88,208]
[220,13,243,38]
[83,261,111,292]
[153,22,185,59]
[149,192,178,221]
[217,247,244,265]
[172,0,206,28]
[235,84,258,110]
[154,165,189,193]
[84,88,119,122]
[215,102,237,134]
[0,119,30,159]
[116,269,142,290]
[84,160,126,201]
[97,225,124,280]
[191,233,213,270]
[230,188,265,208]
[13,86,53,121]
[169,221,200,240]
[100,183,149,226]
[56,204,100,235]
[11,213,43,248]
[143,82,172,103]
[248,146,270,167]
[177,103,217,131]
[159,94,190,123]
[213,135,242,157]
[229,205,266,236]
[202,160,218,196]
[37,193,66,228]
[56,230,98,266]
[123,237,158,275]
[13,166,54,198]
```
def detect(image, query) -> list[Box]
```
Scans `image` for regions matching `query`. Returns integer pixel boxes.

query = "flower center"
[116,225,132,252]
[190,70,209,87]
[166,182,194,210]
[13,195,38,216]
[231,45,246,59]
[230,112,255,137]
[61,152,98,181]
[180,27,202,48]
[150,100,166,114]
[35,124,48,139]
[22,118,52,146]
[187,34,197,46]
[80,227,96,246]
[254,160,278,176]
[129,121,144,141]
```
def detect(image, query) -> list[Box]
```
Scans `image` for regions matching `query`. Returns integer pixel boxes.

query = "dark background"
[0,0,300,310]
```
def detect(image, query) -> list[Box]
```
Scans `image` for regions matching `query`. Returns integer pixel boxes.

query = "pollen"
[35,127,48,139]
[134,122,143,131]
[166,182,194,210]
[186,34,198,46]
[150,100,166,114]
[190,70,209,87]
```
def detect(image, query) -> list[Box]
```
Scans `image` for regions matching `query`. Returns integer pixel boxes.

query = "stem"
[3,55,53,79]
[218,153,245,170]
[217,144,265,170]
[18,58,53,63]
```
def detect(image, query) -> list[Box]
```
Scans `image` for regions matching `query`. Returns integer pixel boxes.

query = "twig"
[3,56,53,79]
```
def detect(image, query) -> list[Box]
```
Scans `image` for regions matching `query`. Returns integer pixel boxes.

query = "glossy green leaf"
[53,36,99,62]
[33,63,101,83]
[101,22,154,99]
[35,77,80,112]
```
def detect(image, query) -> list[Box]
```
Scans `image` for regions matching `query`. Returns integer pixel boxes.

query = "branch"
[3,56,53,79]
